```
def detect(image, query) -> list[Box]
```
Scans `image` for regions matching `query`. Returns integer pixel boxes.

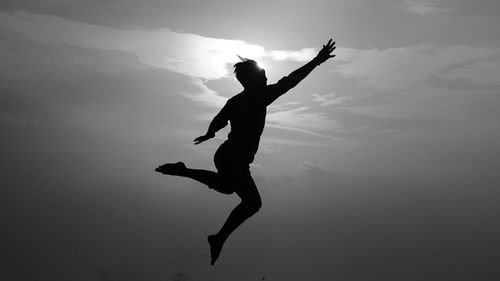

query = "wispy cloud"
[327,42,500,136]
[436,58,500,85]
[261,134,357,150]
[402,0,451,16]
[269,48,317,62]
[260,136,340,148]
[0,11,317,81]
[267,107,342,139]
[335,44,500,92]
[7,10,498,147]
[297,161,329,175]
[180,78,227,108]
[266,102,353,140]
[311,93,348,106]
[0,10,321,115]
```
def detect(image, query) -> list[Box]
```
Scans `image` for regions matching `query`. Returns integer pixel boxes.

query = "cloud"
[297,161,329,175]
[402,0,451,16]
[259,135,356,152]
[180,78,227,108]
[335,44,500,93]
[0,10,322,115]
[311,93,348,106]
[436,58,500,85]
[0,11,318,81]
[267,106,342,139]
[6,10,499,150]
[326,42,500,141]
[0,10,342,145]
[268,48,316,62]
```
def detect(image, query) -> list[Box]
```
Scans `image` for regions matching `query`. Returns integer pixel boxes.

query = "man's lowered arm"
[194,102,230,145]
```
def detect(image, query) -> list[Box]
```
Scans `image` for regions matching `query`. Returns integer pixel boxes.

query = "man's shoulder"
[230,91,245,100]
[222,92,245,110]
[229,91,251,104]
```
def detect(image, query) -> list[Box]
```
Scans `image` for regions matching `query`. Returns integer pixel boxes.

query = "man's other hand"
[194,133,214,145]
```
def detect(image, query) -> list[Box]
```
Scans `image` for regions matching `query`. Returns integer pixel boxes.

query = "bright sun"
[255,60,266,70]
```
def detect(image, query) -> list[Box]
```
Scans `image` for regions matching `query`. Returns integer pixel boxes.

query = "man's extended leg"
[156,162,235,194]
[208,172,262,265]
[156,162,218,188]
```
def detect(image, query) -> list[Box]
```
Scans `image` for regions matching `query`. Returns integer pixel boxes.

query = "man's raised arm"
[267,38,336,104]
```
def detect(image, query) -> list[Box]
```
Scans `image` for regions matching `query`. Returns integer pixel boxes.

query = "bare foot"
[155,162,186,175]
[208,235,224,266]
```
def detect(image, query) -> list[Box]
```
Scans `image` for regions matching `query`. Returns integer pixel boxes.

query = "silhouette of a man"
[156,39,336,265]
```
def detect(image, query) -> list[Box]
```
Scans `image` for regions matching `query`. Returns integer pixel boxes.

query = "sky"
[1,0,500,280]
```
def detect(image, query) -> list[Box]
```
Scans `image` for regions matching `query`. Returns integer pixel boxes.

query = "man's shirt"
[208,76,296,162]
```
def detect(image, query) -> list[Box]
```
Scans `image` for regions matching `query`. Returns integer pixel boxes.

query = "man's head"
[233,58,267,89]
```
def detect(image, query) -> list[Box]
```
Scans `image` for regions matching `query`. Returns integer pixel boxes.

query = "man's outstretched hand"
[194,133,214,145]
[314,38,336,65]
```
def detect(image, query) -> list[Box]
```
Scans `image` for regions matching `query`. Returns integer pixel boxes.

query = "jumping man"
[156,38,336,265]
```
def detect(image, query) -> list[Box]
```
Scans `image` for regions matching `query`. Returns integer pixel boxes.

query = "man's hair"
[233,58,261,87]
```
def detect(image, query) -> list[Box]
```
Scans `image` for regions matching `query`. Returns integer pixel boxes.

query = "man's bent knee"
[243,197,262,214]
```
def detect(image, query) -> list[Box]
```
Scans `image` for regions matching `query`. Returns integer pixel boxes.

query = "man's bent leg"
[208,172,262,265]
[156,162,220,189]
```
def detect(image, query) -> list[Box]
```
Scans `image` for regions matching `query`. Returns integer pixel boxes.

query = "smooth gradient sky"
[1,1,500,280]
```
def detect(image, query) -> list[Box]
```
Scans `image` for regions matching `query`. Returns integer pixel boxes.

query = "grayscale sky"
[1,1,500,280]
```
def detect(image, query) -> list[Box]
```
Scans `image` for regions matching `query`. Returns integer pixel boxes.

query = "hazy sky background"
[1,1,500,280]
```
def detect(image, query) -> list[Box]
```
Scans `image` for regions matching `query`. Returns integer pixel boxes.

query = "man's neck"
[244,84,266,91]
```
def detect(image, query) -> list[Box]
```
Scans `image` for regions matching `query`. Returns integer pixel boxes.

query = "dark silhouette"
[156,38,336,265]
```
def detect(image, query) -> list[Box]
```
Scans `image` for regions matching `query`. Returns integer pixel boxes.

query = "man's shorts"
[213,142,253,195]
